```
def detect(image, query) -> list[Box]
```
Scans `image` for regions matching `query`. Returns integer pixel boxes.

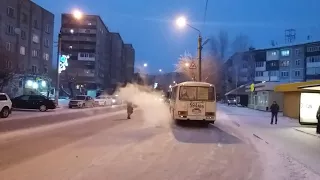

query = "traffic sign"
[189,62,197,69]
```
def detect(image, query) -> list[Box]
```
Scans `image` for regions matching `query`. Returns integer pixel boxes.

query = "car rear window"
[0,95,8,101]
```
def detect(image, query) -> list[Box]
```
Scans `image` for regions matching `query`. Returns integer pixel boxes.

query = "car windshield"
[74,96,86,100]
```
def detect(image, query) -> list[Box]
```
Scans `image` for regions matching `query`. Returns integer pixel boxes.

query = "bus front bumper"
[176,115,215,121]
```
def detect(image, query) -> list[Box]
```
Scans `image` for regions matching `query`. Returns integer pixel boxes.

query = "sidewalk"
[219,104,320,175]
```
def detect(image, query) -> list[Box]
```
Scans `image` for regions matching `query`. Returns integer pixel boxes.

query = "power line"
[203,0,209,26]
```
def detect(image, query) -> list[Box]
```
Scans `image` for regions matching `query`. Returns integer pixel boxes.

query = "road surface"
[0,105,318,179]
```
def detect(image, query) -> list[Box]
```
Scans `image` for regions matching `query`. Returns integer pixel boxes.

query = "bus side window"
[171,87,177,100]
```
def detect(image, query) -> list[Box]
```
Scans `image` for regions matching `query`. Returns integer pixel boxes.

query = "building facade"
[60,14,110,95]
[224,41,320,94]
[0,0,54,97]
[124,44,135,83]
[305,42,320,80]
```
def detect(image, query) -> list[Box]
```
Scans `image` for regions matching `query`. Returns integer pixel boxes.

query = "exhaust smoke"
[117,84,172,127]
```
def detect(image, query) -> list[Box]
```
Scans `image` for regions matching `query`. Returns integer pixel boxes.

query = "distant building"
[224,41,320,94]
[124,44,135,83]
[109,33,125,88]
[0,0,54,97]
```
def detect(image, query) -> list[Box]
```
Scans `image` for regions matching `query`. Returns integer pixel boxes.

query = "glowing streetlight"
[176,16,187,28]
[72,9,83,20]
[185,62,190,67]
[173,81,176,84]
[143,63,148,67]
[159,69,162,72]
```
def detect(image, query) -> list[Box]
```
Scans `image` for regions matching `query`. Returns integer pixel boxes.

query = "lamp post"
[176,16,210,82]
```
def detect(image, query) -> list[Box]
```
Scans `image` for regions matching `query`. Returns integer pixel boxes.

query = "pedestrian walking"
[127,102,133,119]
[316,106,320,134]
[270,101,279,124]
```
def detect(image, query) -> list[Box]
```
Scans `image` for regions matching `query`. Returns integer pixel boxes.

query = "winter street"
[0,105,319,179]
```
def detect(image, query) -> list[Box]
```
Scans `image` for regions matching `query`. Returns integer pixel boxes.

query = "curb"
[294,128,320,139]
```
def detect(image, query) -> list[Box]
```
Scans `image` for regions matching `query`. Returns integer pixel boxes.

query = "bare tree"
[0,44,17,92]
[210,30,229,61]
[175,52,222,85]
[232,34,249,53]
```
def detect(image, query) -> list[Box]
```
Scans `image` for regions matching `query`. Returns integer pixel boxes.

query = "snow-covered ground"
[0,105,319,179]
[219,104,320,179]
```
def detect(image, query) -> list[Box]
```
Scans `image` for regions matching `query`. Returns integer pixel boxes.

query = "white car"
[0,93,12,118]
[94,95,113,106]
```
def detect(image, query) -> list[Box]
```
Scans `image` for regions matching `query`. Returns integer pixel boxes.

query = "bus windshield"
[179,86,215,101]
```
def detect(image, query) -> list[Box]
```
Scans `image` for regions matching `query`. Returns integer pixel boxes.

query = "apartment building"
[224,41,320,93]
[305,42,320,80]
[0,0,54,97]
[265,45,305,83]
[60,14,110,94]
[124,43,135,83]
[109,33,125,88]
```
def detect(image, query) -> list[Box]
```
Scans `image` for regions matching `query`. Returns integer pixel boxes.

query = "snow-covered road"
[0,105,319,179]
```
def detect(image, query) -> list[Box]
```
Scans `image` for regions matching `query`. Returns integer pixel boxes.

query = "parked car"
[227,98,237,106]
[94,95,113,106]
[11,95,56,112]
[0,93,12,118]
[69,95,94,108]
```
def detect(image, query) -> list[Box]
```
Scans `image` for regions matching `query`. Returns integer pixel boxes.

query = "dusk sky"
[33,0,320,74]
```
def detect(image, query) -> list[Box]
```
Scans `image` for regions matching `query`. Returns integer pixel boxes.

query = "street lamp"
[72,9,83,20]
[185,62,190,67]
[143,63,148,67]
[175,16,209,82]
[159,69,162,72]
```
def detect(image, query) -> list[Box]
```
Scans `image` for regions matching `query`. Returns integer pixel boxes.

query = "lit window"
[20,46,26,55]
[43,53,49,60]
[69,45,73,49]
[32,50,39,57]
[70,29,74,34]
[281,50,290,56]
[32,34,39,43]
[271,51,277,56]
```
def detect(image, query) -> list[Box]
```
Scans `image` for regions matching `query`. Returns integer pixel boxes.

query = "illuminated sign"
[250,83,255,92]
[300,93,320,124]
[59,55,69,73]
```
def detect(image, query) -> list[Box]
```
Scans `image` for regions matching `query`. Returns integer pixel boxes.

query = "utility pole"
[198,34,202,81]
[55,32,61,104]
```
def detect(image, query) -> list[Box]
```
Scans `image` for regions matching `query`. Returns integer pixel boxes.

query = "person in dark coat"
[127,102,133,119]
[270,101,280,124]
[316,106,320,134]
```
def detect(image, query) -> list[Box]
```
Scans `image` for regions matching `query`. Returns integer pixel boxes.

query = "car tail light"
[178,111,187,116]
[205,112,215,116]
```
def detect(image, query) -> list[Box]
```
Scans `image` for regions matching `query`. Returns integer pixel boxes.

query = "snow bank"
[219,108,320,180]
[117,84,171,127]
